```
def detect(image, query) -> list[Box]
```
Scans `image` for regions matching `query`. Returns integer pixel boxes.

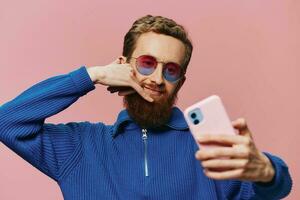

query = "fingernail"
[197,135,204,140]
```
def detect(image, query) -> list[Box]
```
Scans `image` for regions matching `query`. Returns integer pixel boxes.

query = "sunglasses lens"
[136,55,157,75]
[135,55,183,82]
[163,63,182,82]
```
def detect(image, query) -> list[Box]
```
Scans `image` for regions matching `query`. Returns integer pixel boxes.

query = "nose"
[149,64,164,85]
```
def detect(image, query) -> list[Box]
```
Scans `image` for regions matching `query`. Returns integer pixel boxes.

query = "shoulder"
[75,121,113,139]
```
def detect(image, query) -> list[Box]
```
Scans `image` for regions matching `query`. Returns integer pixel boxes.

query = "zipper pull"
[142,128,149,177]
[142,128,148,140]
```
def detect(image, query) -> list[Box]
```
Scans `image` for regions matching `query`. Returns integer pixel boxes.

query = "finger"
[107,86,132,93]
[118,89,136,96]
[232,118,252,137]
[129,80,153,102]
[118,56,127,64]
[201,159,248,169]
[113,56,127,64]
[111,58,121,64]
[204,168,244,180]
[197,134,249,145]
[128,70,154,102]
[195,146,250,160]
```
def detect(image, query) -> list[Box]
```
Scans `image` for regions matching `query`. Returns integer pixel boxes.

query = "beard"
[123,90,178,129]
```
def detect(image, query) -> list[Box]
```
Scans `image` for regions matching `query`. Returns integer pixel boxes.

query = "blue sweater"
[0,66,292,200]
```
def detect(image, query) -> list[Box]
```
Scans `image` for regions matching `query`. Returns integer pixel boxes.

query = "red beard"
[123,91,178,129]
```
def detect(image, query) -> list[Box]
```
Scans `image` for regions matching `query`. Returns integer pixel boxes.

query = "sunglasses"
[129,55,185,83]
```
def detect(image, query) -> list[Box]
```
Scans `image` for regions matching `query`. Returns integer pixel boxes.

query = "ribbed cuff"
[69,66,96,96]
[253,152,289,192]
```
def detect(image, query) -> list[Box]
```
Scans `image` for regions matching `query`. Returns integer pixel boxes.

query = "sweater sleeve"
[217,152,292,200]
[0,66,95,181]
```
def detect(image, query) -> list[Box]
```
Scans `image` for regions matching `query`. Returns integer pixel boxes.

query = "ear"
[118,56,127,64]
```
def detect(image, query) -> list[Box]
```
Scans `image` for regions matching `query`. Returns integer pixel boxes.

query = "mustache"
[107,83,166,94]
[141,83,165,92]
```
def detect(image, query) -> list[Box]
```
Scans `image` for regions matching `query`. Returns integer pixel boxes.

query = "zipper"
[142,128,149,177]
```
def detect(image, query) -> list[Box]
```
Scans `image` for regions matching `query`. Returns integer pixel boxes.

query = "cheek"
[135,71,148,83]
[165,83,178,95]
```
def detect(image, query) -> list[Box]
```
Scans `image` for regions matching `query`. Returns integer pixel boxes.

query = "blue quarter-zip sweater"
[0,66,292,199]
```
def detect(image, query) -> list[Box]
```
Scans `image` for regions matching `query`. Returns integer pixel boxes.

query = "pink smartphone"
[184,95,236,148]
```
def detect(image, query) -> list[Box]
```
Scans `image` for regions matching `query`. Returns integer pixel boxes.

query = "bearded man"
[0,15,292,200]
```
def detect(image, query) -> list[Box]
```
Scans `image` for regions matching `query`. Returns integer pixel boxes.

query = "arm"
[216,152,292,200]
[0,66,95,181]
[251,152,292,199]
[195,118,292,199]
[0,58,151,181]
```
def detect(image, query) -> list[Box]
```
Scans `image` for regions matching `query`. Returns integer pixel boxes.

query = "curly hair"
[122,15,193,70]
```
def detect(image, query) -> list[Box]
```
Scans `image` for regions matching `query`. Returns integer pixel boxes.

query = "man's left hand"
[195,118,275,183]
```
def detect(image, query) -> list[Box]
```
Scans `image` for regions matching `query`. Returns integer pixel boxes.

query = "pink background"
[0,0,299,199]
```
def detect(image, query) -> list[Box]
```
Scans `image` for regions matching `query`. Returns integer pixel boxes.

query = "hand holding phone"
[184,95,276,182]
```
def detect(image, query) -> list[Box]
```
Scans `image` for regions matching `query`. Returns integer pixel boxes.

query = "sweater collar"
[112,106,189,137]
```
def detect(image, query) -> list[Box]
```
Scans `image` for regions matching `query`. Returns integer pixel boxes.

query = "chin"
[150,94,165,102]
[123,91,177,129]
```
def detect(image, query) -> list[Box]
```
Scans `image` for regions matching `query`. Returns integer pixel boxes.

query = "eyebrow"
[140,53,181,66]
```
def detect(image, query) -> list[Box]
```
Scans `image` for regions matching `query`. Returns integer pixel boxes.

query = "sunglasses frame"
[128,55,186,83]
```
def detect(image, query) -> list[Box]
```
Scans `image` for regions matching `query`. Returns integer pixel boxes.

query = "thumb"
[232,118,252,138]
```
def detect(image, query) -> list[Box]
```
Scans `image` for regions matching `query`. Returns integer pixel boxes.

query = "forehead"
[132,32,185,64]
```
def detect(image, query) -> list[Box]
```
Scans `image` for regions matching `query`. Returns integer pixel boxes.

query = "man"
[0,15,292,199]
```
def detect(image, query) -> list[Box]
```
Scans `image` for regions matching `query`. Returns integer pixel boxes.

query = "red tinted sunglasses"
[129,55,185,83]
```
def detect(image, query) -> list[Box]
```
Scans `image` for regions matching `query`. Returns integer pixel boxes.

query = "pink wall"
[0,0,299,199]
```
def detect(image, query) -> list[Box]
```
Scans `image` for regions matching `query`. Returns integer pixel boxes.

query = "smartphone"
[184,95,236,148]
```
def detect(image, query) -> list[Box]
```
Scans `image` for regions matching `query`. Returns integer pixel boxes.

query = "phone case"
[184,95,236,148]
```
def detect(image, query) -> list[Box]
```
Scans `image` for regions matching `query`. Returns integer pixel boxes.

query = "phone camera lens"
[191,113,196,119]
[193,119,199,125]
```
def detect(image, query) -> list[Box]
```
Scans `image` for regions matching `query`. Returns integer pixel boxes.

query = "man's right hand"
[87,58,154,102]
